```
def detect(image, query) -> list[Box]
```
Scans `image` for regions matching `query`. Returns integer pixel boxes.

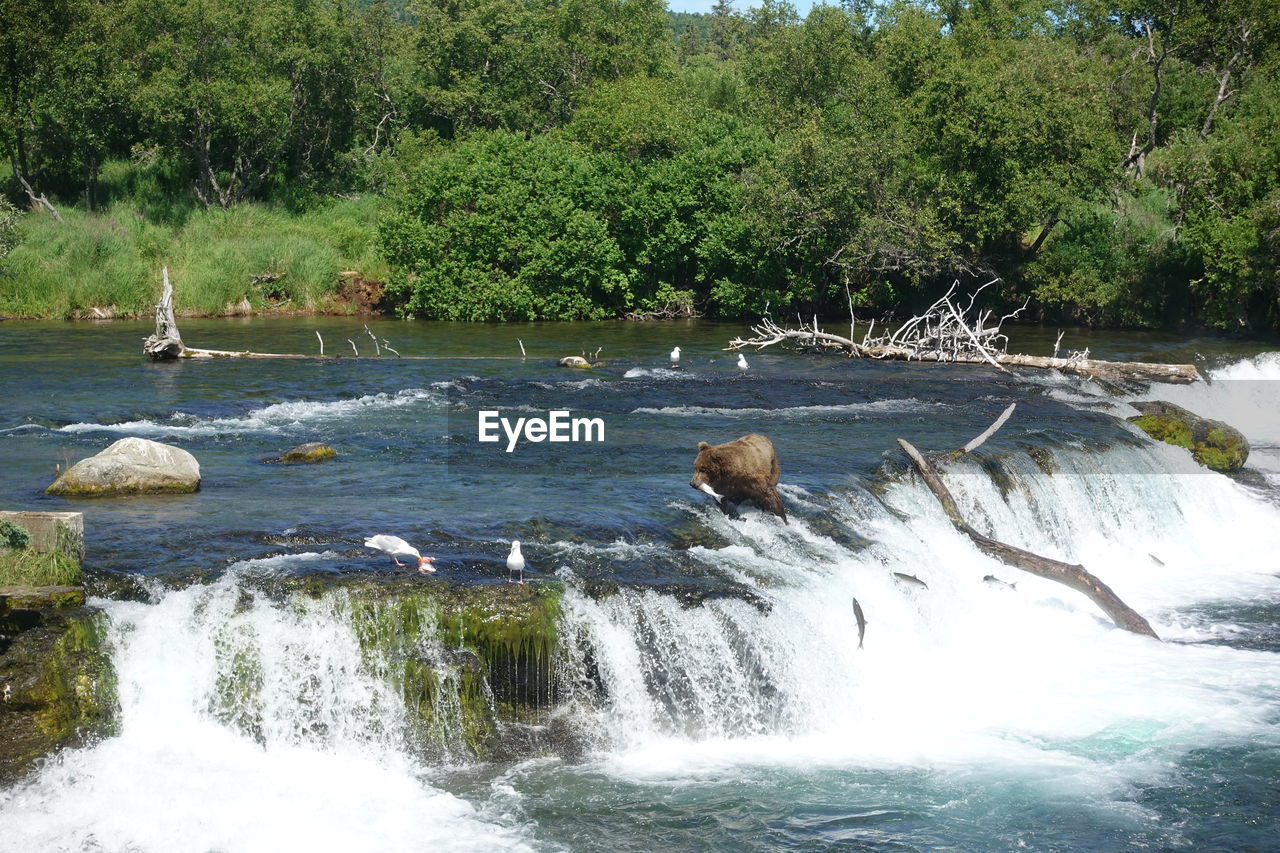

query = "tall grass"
[0,161,388,318]
[0,548,82,586]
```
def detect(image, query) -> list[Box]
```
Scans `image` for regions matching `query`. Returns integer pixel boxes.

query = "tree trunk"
[897,437,1159,639]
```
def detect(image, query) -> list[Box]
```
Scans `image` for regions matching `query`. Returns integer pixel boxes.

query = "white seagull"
[669,346,681,368]
[364,535,436,573]
[736,353,749,370]
[507,540,525,584]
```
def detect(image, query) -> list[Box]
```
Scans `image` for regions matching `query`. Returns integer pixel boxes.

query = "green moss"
[0,549,82,586]
[1130,414,1193,449]
[1130,413,1248,472]
[288,445,336,463]
[30,613,119,743]
[1027,446,1057,476]
[46,479,199,497]
[1195,428,1248,472]
[340,580,565,759]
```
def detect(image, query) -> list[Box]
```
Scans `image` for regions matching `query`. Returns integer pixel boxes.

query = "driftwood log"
[896,406,1158,638]
[144,268,313,359]
[728,283,1199,385]
[140,268,528,361]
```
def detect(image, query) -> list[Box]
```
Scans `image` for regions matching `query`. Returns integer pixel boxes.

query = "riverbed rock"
[267,442,338,464]
[0,594,117,783]
[558,356,590,368]
[1128,400,1249,472]
[46,437,201,496]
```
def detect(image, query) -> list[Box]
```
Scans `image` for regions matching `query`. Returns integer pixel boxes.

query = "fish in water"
[892,572,928,589]
[852,597,866,650]
[1149,553,1165,567]
[983,574,1017,591]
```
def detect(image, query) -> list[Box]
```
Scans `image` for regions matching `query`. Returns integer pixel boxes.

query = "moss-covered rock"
[47,437,200,496]
[1128,400,1249,472]
[0,602,118,783]
[266,442,338,464]
[273,576,570,762]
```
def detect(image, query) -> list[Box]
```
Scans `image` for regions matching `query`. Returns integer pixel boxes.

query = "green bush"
[0,519,32,550]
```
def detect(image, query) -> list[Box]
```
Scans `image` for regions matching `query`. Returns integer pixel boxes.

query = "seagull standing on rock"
[364,535,436,573]
[669,346,681,369]
[507,540,525,584]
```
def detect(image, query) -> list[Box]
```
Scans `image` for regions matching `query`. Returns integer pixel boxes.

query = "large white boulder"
[47,437,201,496]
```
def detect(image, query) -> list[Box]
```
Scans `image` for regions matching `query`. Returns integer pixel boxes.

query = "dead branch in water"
[727,282,1199,385]
[144,268,412,360]
[896,406,1159,638]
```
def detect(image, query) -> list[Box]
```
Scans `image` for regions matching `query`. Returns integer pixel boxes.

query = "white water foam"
[0,577,535,852]
[555,440,1280,808]
[621,367,698,380]
[59,387,448,438]
[632,399,944,418]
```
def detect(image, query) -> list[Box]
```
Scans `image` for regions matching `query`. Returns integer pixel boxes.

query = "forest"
[0,0,1277,329]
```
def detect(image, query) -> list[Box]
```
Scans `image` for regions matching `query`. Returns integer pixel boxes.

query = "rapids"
[0,318,1277,851]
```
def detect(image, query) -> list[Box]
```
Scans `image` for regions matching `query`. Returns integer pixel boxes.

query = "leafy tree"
[1155,66,1280,328]
[379,131,630,320]
[407,0,671,136]
[0,0,137,208]
[912,35,1122,259]
[119,0,360,207]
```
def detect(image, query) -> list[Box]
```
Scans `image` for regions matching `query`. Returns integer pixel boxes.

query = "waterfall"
[0,572,536,852]
[554,439,1280,778]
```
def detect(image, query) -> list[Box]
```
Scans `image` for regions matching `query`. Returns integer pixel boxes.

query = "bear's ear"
[697,441,711,452]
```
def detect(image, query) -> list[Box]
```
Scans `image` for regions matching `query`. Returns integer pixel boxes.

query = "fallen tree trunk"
[896,429,1159,639]
[727,283,1200,385]
[731,326,1199,384]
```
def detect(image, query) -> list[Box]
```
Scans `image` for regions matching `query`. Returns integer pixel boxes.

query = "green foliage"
[0,548,82,587]
[406,0,672,137]
[0,162,386,318]
[0,196,19,260]
[2,0,1280,328]
[0,519,32,550]
[381,131,629,320]
[1153,65,1280,328]
[1025,190,1186,325]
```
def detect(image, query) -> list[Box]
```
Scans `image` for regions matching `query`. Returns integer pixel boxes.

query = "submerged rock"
[266,442,338,464]
[47,437,200,496]
[1128,400,1249,472]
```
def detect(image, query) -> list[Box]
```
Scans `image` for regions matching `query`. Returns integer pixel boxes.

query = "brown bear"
[690,433,787,522]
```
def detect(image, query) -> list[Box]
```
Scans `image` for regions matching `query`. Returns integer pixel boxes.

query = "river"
[0,317,1277,851]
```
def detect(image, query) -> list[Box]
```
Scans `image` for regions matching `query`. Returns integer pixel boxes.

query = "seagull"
[669,346,681,369]
[364,535,436,573]
[736,353,749,371]
[507,540,525,584]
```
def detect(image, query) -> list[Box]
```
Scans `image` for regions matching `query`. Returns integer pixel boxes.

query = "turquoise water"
[0,317,1278,851]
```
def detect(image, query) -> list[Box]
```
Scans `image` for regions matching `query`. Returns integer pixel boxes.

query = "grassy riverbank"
[0,188,387,320]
